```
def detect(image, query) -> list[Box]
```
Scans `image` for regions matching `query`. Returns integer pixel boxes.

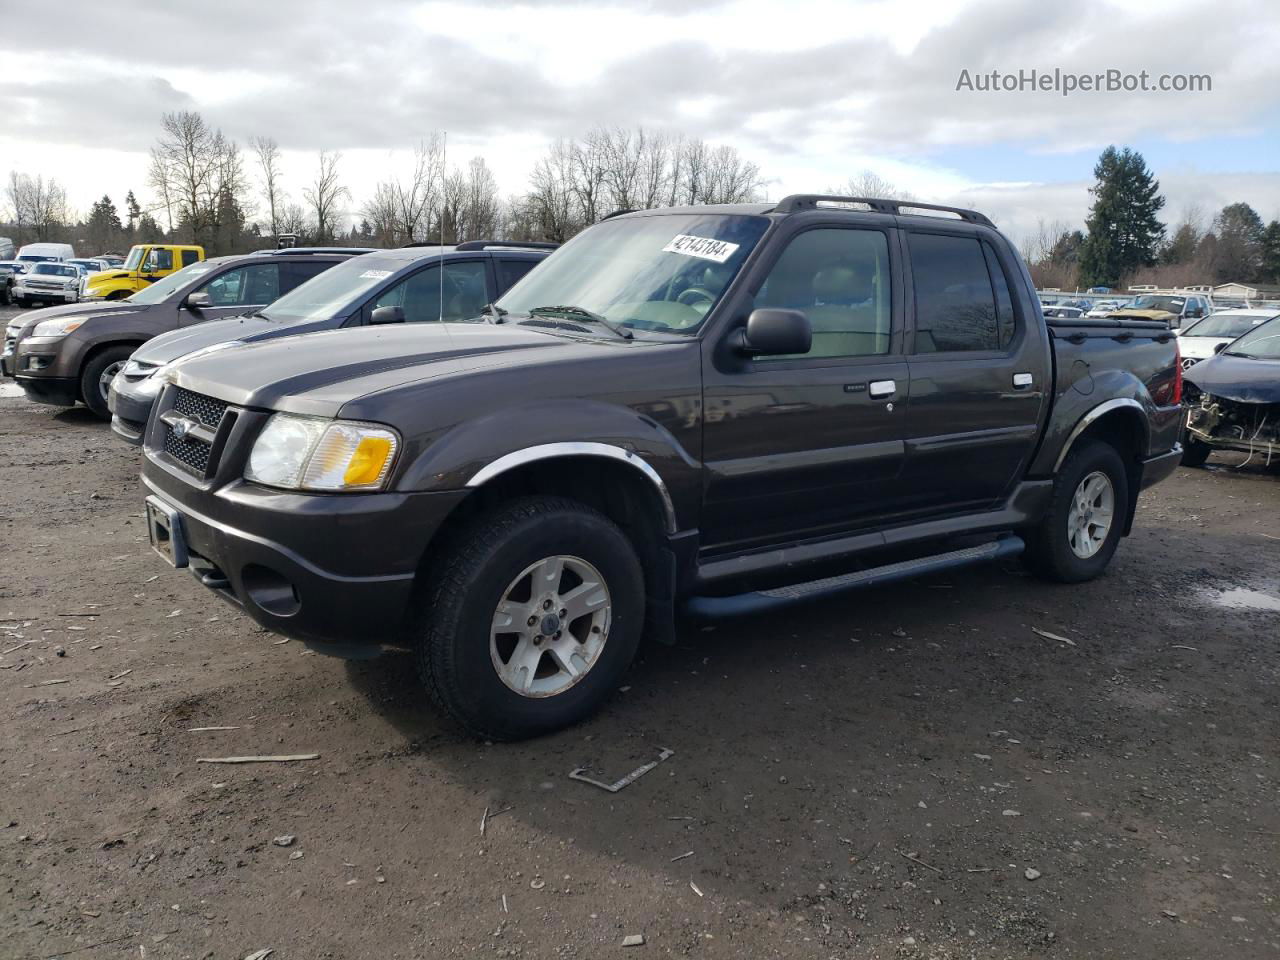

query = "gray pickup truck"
[139,196,1184,739]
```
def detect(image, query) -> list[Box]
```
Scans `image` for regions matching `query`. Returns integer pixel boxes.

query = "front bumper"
[107,380,156,445]
[16,375,78,406]
[141,454,467,653]
[15,285,76,302]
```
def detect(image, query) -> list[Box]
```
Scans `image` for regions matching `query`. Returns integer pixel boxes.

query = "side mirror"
[370,305,406,325]
[733,308,812,356]
[186,291,211,310]
[1214,341,1228,354]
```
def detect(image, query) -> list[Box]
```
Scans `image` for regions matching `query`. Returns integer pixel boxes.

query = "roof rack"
[771,195,995,228]
[453,240,560,252]
[252,246,379,256]
[601,209,636,221]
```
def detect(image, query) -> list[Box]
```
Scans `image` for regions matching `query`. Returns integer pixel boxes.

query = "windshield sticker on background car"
[662,235,741,263]
[359,270,393,280]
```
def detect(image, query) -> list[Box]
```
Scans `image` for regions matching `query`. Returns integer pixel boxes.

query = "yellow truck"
[82,243,205,301]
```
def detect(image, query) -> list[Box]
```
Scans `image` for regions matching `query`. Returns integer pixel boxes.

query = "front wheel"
[80,345,134,420]
[415,497,645,740]
[1024,439,1130,583]
[1180,437,1211,467]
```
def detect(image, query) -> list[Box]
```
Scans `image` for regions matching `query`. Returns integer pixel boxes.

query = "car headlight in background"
[245,414,399,492]
[32,317,86,338]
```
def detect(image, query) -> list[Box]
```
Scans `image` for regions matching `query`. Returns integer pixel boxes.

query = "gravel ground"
[2,340,1278,959]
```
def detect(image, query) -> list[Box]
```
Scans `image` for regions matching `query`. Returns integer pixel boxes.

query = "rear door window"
[280,260,336,294]
[180,250,201,268]
[908,233,1009,353]
[495,258,538,295]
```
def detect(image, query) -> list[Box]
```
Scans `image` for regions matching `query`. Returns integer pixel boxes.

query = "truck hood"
[1109,308,1177,323]
[12,300,145,339]
[130,313,327,366]
[1184,352,1280,403]
[172,322,623,417]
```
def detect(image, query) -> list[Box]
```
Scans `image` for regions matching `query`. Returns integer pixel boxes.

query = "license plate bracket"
[146,496,189,568]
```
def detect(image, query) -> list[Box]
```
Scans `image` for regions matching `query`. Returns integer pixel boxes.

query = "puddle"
[1200,585,1280,612]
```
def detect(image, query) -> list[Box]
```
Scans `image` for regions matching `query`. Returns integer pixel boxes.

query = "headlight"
[32,317,86,338]
[245,414,400,492]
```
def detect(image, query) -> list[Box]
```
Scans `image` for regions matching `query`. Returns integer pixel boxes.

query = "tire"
[415,496,645,740]
[1024,439,1130,584]
[1180,437,1211,467]
[80,345,134,420]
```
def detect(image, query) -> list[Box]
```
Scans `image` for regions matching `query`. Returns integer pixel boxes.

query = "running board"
[684,535,1025,619]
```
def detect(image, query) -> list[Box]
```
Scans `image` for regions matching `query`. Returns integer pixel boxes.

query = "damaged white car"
[1178,308,1280,371]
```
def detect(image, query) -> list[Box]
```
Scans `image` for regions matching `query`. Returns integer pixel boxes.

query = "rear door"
[700,220,911,552]
[494,256,540,297]
[898,227,1049,516]
[366,259,491,323]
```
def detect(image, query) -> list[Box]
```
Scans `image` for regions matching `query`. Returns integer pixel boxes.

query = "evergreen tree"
[124,190,142,234]
[1049,229,1085,266]
[85,195,123,253]
[1161,222,1200,265]
[1211,202,1265,282]
[1078,146,1165,287]
[1260,220,1280,285]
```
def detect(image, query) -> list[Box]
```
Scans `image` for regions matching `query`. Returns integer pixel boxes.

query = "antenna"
[438,132,455,349]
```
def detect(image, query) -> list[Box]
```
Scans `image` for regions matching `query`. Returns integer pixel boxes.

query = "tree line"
[1026,145,1280,291]
[0,112,764,257]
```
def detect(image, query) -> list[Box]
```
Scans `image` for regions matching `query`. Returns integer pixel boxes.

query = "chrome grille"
[173,388,229,427]
[163,388,230,477]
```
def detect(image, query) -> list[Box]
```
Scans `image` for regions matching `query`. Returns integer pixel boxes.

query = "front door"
[898,228,1049,516]
[700,223,910,554]
[179,262,283,326]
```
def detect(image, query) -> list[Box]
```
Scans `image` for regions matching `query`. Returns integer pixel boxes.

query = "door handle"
[1013,372,1034,389]
[868,379,896,399]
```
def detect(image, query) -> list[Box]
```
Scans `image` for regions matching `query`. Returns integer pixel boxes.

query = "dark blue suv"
[109,241,554,444]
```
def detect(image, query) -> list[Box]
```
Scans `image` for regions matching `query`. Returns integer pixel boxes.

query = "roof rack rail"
[771,195,995,228]
[453,240,560,251]
[601,209,636,221]
[252,246,378,256]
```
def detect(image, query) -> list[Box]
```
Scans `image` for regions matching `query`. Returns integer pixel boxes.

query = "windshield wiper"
[528,305,633,340]
[481,303,508,324]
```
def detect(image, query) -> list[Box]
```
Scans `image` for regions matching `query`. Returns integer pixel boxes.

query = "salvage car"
[139,195,1183,740]
[7,249,370,418]
[1111,292,1212,331]
[108,241,554,444]
[1182,316,1280,467]
[1177,308,1280,371]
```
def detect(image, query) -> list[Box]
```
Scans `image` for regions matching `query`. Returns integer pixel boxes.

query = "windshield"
[126,261,214,305]
[1130,295,1185,312]
[259,256,402,324]
[123,246,145,270]
[1223,317,1280,359]
[18,255,56,264]
[496,213,771,335]
[1183,312,1277,338]
[32,263,77,277]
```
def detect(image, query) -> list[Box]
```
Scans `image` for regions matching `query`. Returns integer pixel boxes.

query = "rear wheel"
[80,345,134,420]
[1024,439,1129,583]
[415,497,645,740]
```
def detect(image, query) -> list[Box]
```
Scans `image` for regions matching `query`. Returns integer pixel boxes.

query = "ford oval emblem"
[172,417,196,441]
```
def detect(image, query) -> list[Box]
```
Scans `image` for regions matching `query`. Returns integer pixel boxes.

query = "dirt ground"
[2,320,1278,959]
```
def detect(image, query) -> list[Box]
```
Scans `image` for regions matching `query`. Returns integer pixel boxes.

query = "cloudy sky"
[2,0,1278,244]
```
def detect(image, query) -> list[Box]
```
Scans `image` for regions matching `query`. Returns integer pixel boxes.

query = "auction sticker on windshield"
[663,235,740,263]
[359,270,393,280]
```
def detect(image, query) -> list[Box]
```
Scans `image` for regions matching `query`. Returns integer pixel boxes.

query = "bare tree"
[303,151,349,242]
[837,170,915,201]
[147,111,247,251]
[5,172,70,242]
[251,135,285,240]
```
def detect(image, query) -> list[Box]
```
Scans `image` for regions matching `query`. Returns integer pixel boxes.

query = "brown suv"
[7,248,372,418]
